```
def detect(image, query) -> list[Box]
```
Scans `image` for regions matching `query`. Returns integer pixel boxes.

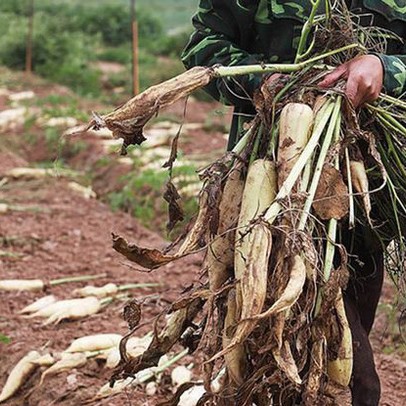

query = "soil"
[0,77,405,406]
[0,175,201,406]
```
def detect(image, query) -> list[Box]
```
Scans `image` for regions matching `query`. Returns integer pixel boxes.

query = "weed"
[0,334,11,344]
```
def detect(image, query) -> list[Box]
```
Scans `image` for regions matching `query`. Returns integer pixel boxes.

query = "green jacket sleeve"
[181,0,263,107]
[377,52,406,98]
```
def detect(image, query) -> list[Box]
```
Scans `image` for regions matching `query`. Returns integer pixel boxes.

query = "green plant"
[0,334,11,344]
[0,11,102,96]
[0,1,194,96]
[150,30,192,57]
[108,162,198,235]
[97,46,132,65]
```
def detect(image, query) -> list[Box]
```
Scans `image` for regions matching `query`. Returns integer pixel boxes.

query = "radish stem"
[50,274,107,286]
[298,97,342,230]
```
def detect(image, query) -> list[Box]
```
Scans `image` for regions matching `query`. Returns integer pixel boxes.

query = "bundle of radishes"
[83,1,405,404]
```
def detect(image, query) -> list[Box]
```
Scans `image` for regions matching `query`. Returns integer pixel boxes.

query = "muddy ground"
[0,72,405,405]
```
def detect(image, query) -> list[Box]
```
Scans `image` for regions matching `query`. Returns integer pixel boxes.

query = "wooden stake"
[131,0,140,95]
[25,0,34,75]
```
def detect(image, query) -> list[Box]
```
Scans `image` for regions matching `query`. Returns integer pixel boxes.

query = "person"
[181,1,405,405]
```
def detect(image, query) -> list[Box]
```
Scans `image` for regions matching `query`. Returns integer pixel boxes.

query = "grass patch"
[0,334,11,344]
[107,161,199,236]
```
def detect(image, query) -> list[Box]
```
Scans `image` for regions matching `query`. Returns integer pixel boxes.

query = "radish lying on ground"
[0,279,44,291]
[72,283,118,298]
[104,333,153,369]
[65,334,122,353]
[72,282,160,298]
[0,351,41,403]
[24,297,103,324]
[1,274,105,292]
[19,295,56,314]
[40,353,87,384]
[43,296,102,325]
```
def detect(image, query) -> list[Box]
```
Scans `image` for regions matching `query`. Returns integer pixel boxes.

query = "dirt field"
[0,73,405,405]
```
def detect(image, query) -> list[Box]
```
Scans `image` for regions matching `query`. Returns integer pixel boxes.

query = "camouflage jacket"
[181,0,406,148]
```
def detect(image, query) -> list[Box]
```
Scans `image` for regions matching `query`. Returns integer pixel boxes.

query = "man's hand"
[318,55,384,108]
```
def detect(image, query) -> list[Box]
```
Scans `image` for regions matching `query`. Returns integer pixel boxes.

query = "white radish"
[219,160,276,359]
[223,289,246,386]
[211,368,226,393]
[94,351,187,400]
[0,351,41,403]
[25,298,85,318]
[95,377,133,399]
[127,333,153,355]
[104,334,153,369]
[207,163,245,291]
[278,103,314,189]
[43,296,101,325]
[171,365,192,388]
[235,159,277,281]
[178,385,206,406]
[30,353,55,367]
[19,295,56,314]
[0,279,44,292]
[40,353,87,384]
[145,381,157,396]
[72,283,118,298]
[350,160,371,223]
[105,348,120,369]
[327,291,353,387]
[65,334,122,353]
[250,255,307,321]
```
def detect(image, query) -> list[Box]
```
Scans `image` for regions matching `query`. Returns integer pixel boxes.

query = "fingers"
[318,64,347,88]
[345,75,360,108]
[318,55,383,109]
[347,71,380,108]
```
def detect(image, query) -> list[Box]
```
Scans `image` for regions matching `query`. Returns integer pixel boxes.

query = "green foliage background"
[0,0,197,96]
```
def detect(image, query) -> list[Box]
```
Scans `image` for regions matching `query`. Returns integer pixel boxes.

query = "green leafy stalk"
[298,97,342,230]
[50,274,107,286]
[377,94,406,110]
[117,283,161,291]
[214,44,359,78]
[295,0,324,63]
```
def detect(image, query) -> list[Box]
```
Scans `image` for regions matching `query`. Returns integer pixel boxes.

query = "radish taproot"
[206,162,245,291]
[72,283,118,298]
[0,279,44,292]
[327,291,353,386]
[43,296,101,325]
[278,102,314,189]
[350,160,372,222]
[0,351,41,403]
[65,334,122,353]
[19,295,56,314]
[40,353,87,384]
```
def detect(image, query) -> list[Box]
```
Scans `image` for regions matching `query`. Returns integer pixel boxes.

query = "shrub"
[0,1,186,96]
[0,12,102,95]
[97,46,132,65]
[151,30,192,57]
[0,0,29,15]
